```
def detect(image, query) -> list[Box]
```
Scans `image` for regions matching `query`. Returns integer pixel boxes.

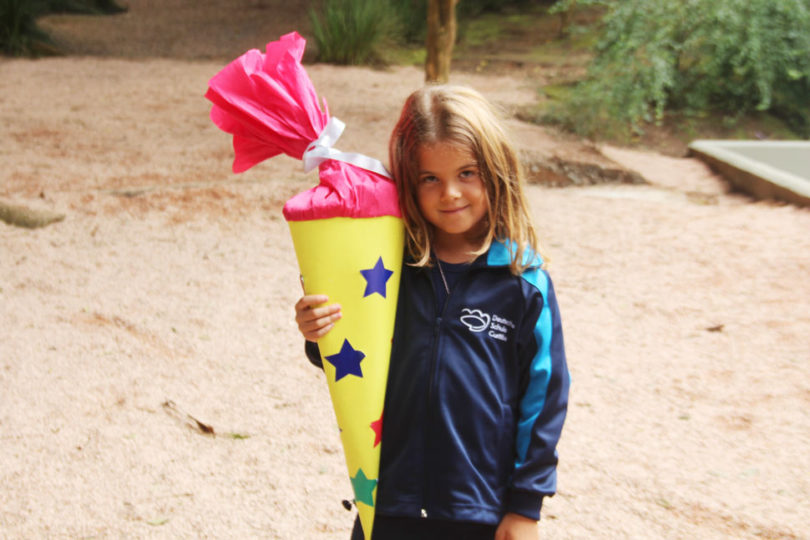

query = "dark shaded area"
[1,0,126,55]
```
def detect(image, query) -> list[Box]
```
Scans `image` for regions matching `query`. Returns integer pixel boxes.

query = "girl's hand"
[295,295,341,342]
[495,513,539,540]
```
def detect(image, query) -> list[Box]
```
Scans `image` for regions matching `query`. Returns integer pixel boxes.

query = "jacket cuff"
[505,489,545,520]
[305,340,323,368]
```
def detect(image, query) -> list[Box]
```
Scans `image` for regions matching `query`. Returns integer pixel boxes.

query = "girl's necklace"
[436,258,451,295]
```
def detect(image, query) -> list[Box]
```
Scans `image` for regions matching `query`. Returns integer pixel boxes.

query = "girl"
[295,85,569,540]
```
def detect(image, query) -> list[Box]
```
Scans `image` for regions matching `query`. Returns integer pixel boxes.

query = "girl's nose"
[441,180,461,200]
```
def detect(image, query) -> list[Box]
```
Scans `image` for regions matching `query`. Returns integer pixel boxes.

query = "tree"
[425,0,458,83]
[549,0,810,138]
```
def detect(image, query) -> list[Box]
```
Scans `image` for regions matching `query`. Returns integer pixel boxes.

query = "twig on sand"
[161,399,215,436]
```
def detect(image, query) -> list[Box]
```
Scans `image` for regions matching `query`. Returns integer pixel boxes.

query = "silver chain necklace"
[436,258,450,295]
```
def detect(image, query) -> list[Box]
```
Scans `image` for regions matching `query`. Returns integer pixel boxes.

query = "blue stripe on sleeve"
[515,267,552,464]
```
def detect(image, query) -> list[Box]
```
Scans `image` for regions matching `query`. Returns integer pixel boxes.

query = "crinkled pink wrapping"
[205,32,327,172]
[205,31,400,221]
[283,160,400,221]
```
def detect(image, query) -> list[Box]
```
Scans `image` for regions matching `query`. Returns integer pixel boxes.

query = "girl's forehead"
[417,140,475,160]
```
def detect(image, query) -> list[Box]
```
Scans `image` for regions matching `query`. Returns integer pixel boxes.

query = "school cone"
[288,215,403,539]
[205,32,403,539]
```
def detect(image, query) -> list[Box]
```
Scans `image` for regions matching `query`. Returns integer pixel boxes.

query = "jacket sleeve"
[305,340,323,369]
[507,268,570,520]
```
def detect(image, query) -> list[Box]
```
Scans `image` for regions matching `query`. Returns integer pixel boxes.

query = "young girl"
[295,85,569,540]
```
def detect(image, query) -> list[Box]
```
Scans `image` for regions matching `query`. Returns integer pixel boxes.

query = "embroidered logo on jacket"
[460,308,490,332]
[460,308,515,342]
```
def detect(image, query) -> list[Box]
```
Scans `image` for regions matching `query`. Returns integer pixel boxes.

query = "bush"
[388,0,545,46]
[1,0,126,56]
[43,0,126,14]
[549,0,810,138]
[309,0,399,65]
[390,0,426,44]
[0,0,51,55]
[458,0,542,17]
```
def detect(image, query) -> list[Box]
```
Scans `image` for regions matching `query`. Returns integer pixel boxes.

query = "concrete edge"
[688,140,810,207]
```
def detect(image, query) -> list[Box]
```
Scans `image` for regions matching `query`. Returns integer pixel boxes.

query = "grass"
[384,44,426,67]
[444,3,808,153]
[309,0,398,65]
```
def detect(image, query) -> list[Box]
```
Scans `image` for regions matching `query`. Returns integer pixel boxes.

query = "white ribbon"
[302,116,391,179]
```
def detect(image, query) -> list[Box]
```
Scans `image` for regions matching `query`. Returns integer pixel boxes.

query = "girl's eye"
[420,175,438,184]
[460,169,478,179]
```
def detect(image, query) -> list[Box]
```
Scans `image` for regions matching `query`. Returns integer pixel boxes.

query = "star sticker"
[351,468,378,507]
[370,412,383,448]
[325,339,365,381]
[360,257,394,298]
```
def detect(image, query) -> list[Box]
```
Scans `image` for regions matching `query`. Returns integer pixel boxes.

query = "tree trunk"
[425,0,458,83]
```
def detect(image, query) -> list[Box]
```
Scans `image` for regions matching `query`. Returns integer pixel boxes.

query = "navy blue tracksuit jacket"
[307,239,569,526]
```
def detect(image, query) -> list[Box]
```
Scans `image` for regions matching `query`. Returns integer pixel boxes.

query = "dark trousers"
[351,514,497,540]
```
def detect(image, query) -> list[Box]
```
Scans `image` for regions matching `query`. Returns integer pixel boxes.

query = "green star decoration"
[351,468,378,507]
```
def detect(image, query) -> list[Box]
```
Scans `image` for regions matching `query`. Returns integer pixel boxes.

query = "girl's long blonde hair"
[388,84,540,275]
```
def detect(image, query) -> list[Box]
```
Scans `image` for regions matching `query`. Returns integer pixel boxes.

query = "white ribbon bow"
[302,117,391,179]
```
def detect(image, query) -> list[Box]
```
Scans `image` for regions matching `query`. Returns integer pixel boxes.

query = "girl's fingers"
[294,294,341,340]
[306,322,335,341]
[301,318,337,341]
[295,295,332,320]
[296,302,341,324]
[299,310,341,332]
[295,294,329,311]
[300,304,340,323]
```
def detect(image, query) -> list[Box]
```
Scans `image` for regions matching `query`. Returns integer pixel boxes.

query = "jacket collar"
[485,239,544,269]
[406,239,543,269]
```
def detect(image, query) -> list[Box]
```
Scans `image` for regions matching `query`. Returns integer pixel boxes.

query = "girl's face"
[416,141,489,259]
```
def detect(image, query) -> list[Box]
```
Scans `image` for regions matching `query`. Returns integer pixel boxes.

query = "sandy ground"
[2,6,810,539]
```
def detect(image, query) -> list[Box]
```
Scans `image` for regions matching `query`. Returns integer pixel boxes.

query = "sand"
[2,17,810,540]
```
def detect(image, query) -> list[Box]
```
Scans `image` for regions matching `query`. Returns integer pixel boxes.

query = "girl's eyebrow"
[418,162,478,175]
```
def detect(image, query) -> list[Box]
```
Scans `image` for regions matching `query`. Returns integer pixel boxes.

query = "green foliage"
[390,0,426,44]
[389,0,545,45]
[43,0,126,14]
[1,0,126,56]
[459,0,543,17]
[548,0,614,15]
[0,0,50,55]
[309,0,399,65]
[549,0,810,138]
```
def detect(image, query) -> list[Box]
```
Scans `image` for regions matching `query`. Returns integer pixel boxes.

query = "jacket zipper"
[422,266,454,519]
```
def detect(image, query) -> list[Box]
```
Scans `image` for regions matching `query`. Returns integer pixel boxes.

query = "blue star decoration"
[360,256,394,298]
[351,468,377,507]
[325,339,365,381]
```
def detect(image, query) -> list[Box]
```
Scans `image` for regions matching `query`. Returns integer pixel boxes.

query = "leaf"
[655,498,673,510]
[147,517,169,526]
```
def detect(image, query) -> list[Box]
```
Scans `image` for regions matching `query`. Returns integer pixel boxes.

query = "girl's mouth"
[440,206,468,214]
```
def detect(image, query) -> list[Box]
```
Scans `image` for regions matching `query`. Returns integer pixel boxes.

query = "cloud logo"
[460,308,490,332]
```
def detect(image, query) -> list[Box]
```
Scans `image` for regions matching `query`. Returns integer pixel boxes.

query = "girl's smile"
[416,142,489,261]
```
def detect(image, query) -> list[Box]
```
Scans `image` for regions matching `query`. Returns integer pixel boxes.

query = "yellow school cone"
[288,216,404,539]
[206,30,402,540]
